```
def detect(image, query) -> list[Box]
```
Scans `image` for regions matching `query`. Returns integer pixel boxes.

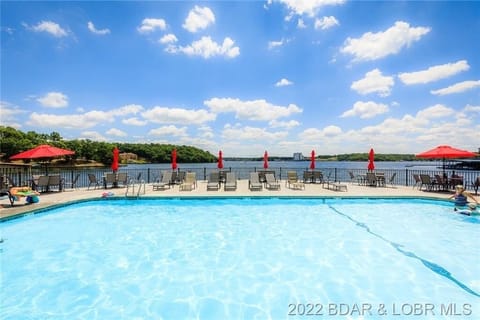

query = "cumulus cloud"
[314,16,339,30]
[122,117,148,126]
[87,21,110,35]
[80,131,107,141]
[37,92,68,108]
[28,104,143,129]
[351,69,394,97]
[0,101,26,128]
[272,0,346,17]
[430,80,480,96]
[269,119,300,129]
[106,128,127,137]
[341,101,389,119]
[398,60,470,85]
[275,78,294,87]
[166,36,240,59]
[149,125,188,137]
[137,18,167,33]
[27,21,68,37]
[159,33,178,44]
[141,106,216,124]
[222,125,288,141]
[205,97,302,121]
[298,125,343,141]
[341,21,430,62]
[183,6,215,32]
[268,38,291,49]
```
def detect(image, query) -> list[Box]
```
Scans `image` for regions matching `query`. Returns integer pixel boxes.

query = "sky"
[1,1,479,157]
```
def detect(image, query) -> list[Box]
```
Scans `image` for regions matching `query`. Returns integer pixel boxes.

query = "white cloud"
[106,128,127,137]
[0,101,26,128]
[28,104,143,129]
[141,106,216,124]
[464,104,480,114]
[28,21,68,37]
[80,131,107,141]
[183,6,215,33]
[297,19,307,29]
[430,80,480,96]
[137,18,167,33]
[222,125,288,141]
[298,125,343,141]
[274,0,346,17]
[351,69,394,97]
[314,16,339,30]
[149,125,188,137]
[341,21,430,62]
[341,101,389,119]
[275,78,294,87]
[269,119,300,129]
[37,92,68,108]
[87,21,110,35]
[122,117,147,126]
[398,60,470,85]
[166,36,240,59]
[416,104,455,120]
[268,38,291,49]
[159,33,178,44]
[205,97,302,121]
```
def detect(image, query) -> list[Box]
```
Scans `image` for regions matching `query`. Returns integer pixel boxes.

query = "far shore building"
[293,152,304,161]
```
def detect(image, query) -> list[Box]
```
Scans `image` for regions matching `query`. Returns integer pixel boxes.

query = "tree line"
[0,126,216,165]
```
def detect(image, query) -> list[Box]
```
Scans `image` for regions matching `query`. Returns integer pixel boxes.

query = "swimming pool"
[1,198,478,319]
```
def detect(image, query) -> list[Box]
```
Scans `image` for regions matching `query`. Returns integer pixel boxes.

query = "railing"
[2,165,479,192]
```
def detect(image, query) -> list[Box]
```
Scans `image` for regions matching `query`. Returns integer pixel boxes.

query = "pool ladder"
[125,178,146,198]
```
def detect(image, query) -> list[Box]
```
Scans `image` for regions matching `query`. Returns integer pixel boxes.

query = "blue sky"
[1,1,479,157]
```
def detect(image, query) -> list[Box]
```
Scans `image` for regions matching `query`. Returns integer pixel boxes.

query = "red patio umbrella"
[217,150,224,169]
[112,147,119,173]
[367,148,375,171]
[171,148,178,170]
[263,151,269,169]
[416,145,476,175]
[10,144,75,160]
[310,150,316,170]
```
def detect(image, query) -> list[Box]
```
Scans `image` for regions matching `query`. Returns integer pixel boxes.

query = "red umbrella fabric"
[217,150,224,169]
[171,148,178,170]
[112,147,119,172]
[416,145,476,159]
[263,151,269,169]
[367,148,375,171]
[310,150,316,170]
[10,144,75,160]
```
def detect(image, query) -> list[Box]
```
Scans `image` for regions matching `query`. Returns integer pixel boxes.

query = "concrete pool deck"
[1,179,478,220]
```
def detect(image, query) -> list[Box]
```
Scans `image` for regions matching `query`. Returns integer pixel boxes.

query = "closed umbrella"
[310,150,316,170]
[263,151,269,169]
[368,148,375,171]
[217,150,224,169]
[112,147,119,173]
[171,148,177,170]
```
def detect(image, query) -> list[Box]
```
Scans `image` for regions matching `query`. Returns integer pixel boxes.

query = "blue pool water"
[1,198,479,319]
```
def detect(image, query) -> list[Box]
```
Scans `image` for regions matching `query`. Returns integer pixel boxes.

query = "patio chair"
[63,173,80,190]
[313,171,323,184]
[434,174,448,191]
[248,172,263,191]
[87,173,100,190]
[180,172,196,191]
[303,171,313,183]
[265,173,280,190]
[48,175,63,192]
[224,172,237,191]
[36,175,50,192]
[153,171,172,191]
[419,174,437,191]
[286,171,304,190]
[207,171,220,191]
[104,173,116,189]
[117,172,128,187]
[175,171,186,185]
[387,172,397,187]
[366,172,377,187]
[472,176,480,195]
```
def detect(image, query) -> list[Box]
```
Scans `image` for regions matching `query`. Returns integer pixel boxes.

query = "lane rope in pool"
[327,204,480,298]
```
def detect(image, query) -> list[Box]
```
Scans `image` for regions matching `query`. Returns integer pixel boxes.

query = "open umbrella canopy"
[217,150,224,169]
[10,144,75,160]
[416,145,477,159]
[310,150,316,170]
[112,147,119,172]
[263,151,269,169]
[368,148,375,171]
[171,149,177,170]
